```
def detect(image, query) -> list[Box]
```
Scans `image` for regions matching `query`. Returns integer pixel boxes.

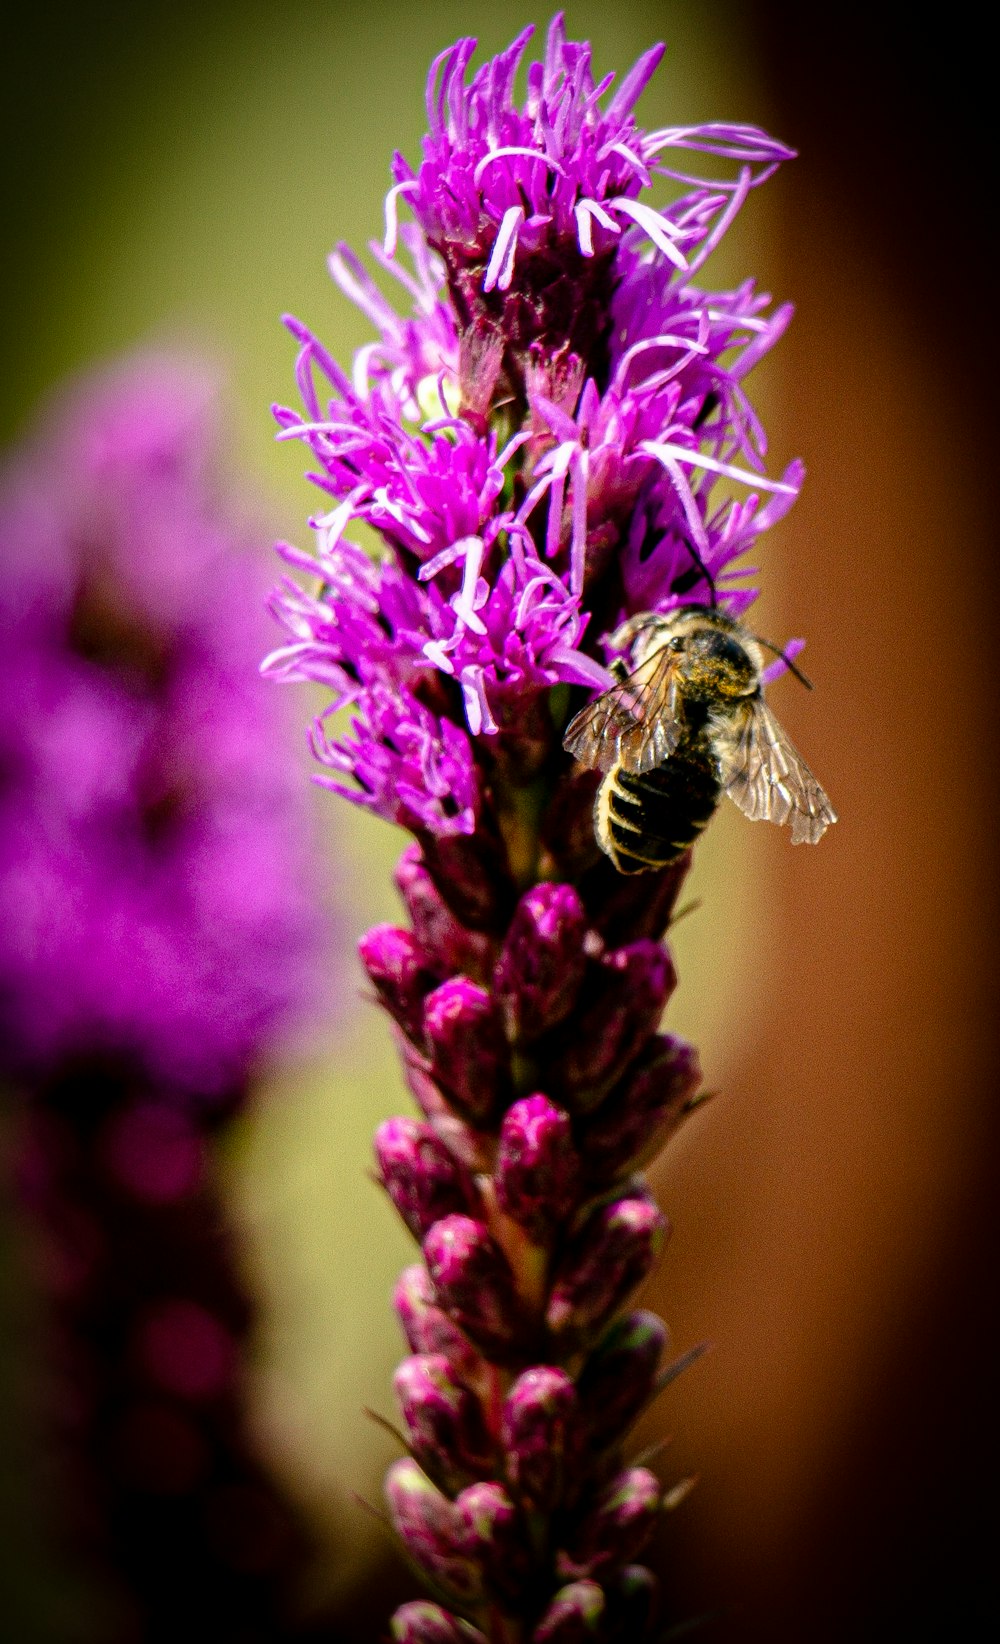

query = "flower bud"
[557,1466,661,1580]
[590,854,689,947]
[580,1035,700,1178]
[395,1038,446,1125]
[555,941,674,1109]
[495,1096,581,1240]
[491,690,557,785]
[576,1311,668,1453]
[546,1196,669,1345]
[494,883,588,1042]
[501,1366,579,1512]
[375,1118,475,1243]
[394,843,492,979]
[540,766,604,882]
[391,1602,486,1644]
[455,1480,532,1604]
[359,925,434,1038]
[385,1458,482,1606]
[393,1264,482,1382]
[604,1564,659,1639]
[394,1354,493,1494]
[423,1216,527,1361]
[421,830,515,934]
[532,1581,606,1643]
[422,979,509,1123]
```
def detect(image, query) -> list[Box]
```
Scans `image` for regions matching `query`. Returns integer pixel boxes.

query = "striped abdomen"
[595,745,722,874]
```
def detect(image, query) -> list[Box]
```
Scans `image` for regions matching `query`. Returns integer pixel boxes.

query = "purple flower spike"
[394,1264,483,1384]
[558,1466,662,1580]
[391,1602,486,1644]
[494,883,589,1042]
[556,941,675,1108]
[576,1310,668,1454]
[496,1096,581,1240]
[423,1215,527,1360]
[385,1458,483,1607]
[501,1366,579,1511]
[533,1580,606,1643]
[547,1196,670,1345]
[393,1354,493,1495]
[360,925,436,1039]
[376,1119,475,1243]
[269,12,817,1632]
[422,978,510,1123]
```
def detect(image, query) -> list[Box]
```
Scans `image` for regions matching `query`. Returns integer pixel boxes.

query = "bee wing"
[562,649,682,775]
[723,696,837,844]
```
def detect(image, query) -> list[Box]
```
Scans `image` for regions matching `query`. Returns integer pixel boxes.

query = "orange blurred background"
[2,3,996,1639]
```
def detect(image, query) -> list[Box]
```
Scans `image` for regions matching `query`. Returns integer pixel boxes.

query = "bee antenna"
[754,634,814,689]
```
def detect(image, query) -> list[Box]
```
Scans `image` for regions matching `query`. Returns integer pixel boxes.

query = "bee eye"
[668,637,685,652]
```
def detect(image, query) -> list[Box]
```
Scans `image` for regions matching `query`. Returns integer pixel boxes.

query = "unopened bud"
[390,1602,486,1644]
[495,1096,581,1240]
[576,1311,668,1453]
[394,1354,493,1495]
[604,1564,659,1639]
[394,844,492,979]
[423,979,509,1123]
[397,1034,452,1123]
[556,941,674,1108]
[375,1119,475,1243]
[455,1479,532,1604]
[385,1458,482,1607]
[546,1196,669,1346]
[424,1215,527,1361]
[540,765,604,882]
[591,854,689,947]
[580,1035,700,1177]
[532,1580,606,1643]
[557,1466,661,1580]
[501,1366,579,1512]
[359,925,434,1038]
[393,1264,482,1383]
[494,883,588,1042]
[421,830,515,933]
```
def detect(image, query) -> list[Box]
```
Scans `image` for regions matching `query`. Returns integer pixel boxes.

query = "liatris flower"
[267,17,805,1639]
[0,354,332,1640]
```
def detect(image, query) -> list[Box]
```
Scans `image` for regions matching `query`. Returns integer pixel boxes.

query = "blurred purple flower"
[0,352,330,1097]
[267,15,804,1639]
[0,353,337,1641]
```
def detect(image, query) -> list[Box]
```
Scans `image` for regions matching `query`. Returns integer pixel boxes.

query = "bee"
[563,605,837,873]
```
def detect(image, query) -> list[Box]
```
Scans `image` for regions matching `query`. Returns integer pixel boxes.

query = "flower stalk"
[267,16,807,1639]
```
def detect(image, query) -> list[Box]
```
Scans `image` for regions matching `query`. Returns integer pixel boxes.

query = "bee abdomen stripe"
[596,748,723,874]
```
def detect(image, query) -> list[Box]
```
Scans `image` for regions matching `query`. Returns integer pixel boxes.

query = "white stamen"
[484,206,524,293]
[473,147,566,187]
[382,180,418,257]
[608,198,688,268]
